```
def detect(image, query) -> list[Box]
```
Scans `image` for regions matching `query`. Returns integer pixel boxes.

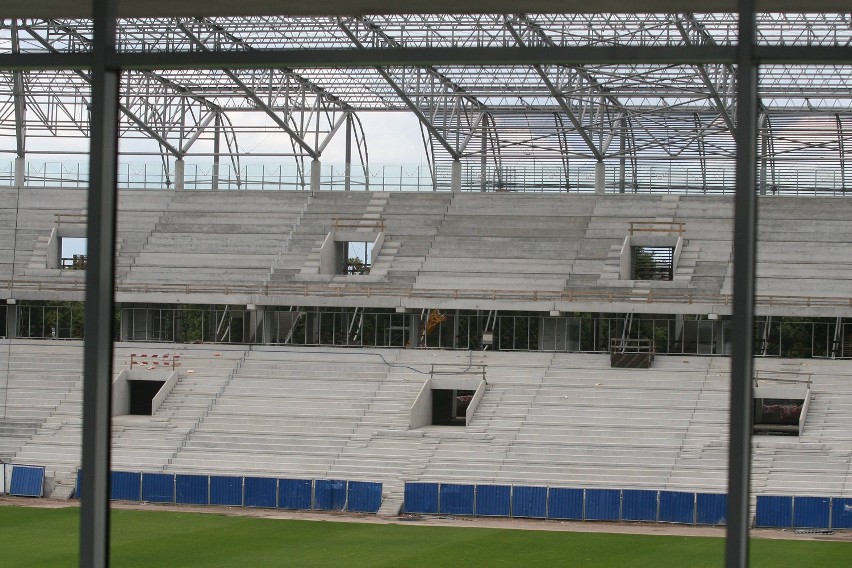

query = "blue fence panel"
[440,484,475,516]
[279,479,313,510]
[175,474,209,505]
[111,471,141,502]
[621,490,658,522]
[511,486,547,519]
[347,481,382,514]
[755,496,793,528]
[314,479,347,511]
[547,488,584,521]
[404,483,439,514]
[659,491,695,525]
[585,489,621,522]
[475,485,510,517]
[696,493,727,526]
[209,476,243,507]
[74,469,83,499]
[141,473,174,503]
[9,465,45,497]
[244,477,277,508]
[793,496,831,529]
[831,498,852,529]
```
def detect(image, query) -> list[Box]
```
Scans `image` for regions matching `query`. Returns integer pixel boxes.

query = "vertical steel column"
[80,0,119,566]
[726,1,758,567]
[345,112,352,191]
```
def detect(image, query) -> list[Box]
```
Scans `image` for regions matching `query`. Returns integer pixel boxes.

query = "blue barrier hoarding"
[348,481,382,513]
[440,484,475,516]
[755,496,793,528]
[210,476,243,506]
[831,498,852,529]
[314,479,347,511]
[511,486,547,519]
[475,485,510,517]
[793,496,831,529]
[244,477,277,508]
[404,482,439,514]
[659,491,694,524]
[547,488,583,520]
[111,471,141,501]
[175,474,209,505]
[74,469,83,499]
[696,493,727,525]
[621,490,658,522]
[9,465,45,497]
[585,489,621,522]
[142,473,174,503]
[279,479,313,510]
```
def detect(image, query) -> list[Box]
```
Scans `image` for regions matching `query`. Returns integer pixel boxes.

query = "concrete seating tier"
[3,344,852,503]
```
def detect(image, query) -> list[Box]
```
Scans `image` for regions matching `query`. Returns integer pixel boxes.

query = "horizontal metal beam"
[2,46,851,72]
[5,0,852,20]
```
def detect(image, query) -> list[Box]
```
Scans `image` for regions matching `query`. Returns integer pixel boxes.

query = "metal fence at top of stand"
[2,159,850,195]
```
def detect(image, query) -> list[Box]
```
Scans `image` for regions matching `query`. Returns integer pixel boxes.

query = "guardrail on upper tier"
[3,278,851,310]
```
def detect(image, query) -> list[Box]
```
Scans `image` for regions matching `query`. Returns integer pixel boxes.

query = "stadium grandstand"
[1,2,852,566]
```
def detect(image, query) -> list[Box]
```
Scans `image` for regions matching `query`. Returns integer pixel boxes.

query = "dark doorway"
[432,389,475,426]
[129,380,164,415]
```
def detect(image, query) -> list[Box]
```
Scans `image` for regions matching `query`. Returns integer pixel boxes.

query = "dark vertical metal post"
[726,1,758,567]
[80,0,119,566]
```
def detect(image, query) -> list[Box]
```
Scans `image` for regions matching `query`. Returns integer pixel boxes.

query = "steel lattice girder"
[1,13,851,172]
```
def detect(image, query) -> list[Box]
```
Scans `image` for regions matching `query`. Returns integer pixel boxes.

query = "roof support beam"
[176,21,319,160]
[676,14,737,137]
[505,19,603,161]
[10,20,26,157]
[338,20,460,160]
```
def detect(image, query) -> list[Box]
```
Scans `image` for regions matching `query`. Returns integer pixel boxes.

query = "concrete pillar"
[248,306,270,344]
[595,160,606,194]
[14,156,25,187]
[174,158,185,191]
[451,159,462,193]
[408,313,420,348]
[5,301,17,338]
[310,159,321,193]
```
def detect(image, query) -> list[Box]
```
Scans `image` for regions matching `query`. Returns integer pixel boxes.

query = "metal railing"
[2,159,851,195]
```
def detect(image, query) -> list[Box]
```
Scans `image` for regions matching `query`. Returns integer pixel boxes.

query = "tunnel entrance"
[128,380,165,416]
[432,389,475,426]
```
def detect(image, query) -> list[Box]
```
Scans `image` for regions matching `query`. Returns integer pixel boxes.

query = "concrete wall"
[112,369,175,416]
[409,378,432,429]
[465,380,487,426]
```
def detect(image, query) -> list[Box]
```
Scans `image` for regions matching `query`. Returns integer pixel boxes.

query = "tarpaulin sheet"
[314,479,347,511]
[621,489,658,522]
[755,496,793,528]
[347,481,382,513]
[111,471,141,502]
[831,498,852,529]
[175,474,209,505]
[696,493,727,526]
[279,479,313,510]
[9,465,44,497]
[209,476,243,507]
[244,477,277,508]
[585,489,620,522]
[511,486,547,519]
[142,473,174,503]
[474,485,510,517]
[404,482,439,514]
[547,488,583,520]
[659,491,694,525]
[439,484,475,516]
[793,496,830,529]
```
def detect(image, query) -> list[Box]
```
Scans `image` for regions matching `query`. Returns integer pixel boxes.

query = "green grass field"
[1,506,849,567]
